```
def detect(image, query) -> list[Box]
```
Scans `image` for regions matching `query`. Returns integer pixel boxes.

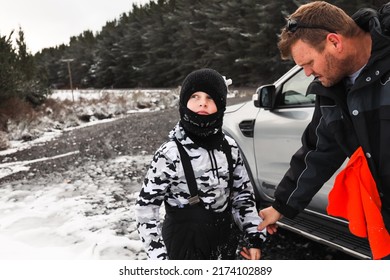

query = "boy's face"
[186,91,217,115]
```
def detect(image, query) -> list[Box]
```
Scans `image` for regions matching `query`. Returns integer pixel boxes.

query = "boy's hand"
[240,247,261,260]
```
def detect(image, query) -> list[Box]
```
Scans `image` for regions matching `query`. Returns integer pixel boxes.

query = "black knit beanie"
[179,68,228,149]
[180,68,227,111]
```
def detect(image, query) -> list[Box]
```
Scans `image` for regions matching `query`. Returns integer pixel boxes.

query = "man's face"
[291,39,349,87]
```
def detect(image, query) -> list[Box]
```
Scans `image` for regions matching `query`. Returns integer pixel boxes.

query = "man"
[258,1,390,259]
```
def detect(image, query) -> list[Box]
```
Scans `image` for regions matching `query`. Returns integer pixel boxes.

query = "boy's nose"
[199,98,207,106]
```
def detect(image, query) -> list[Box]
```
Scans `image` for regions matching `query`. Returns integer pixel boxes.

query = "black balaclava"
[179,68,228,150]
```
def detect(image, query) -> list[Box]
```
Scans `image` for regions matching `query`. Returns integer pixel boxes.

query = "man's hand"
[258,206,282,234]
[240,247,261,260]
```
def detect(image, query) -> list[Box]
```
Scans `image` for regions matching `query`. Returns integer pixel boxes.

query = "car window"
[281,69,315,106]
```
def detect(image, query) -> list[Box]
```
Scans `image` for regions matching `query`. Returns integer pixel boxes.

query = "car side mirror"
[254,84,276,109]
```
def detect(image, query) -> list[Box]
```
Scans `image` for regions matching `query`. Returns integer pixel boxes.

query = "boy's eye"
[189,93,213,100]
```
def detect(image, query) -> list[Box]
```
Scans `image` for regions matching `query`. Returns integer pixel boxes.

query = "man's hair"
[278,1,361,60]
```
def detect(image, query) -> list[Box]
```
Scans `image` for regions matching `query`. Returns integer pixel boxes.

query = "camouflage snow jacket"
[135,122,266,259]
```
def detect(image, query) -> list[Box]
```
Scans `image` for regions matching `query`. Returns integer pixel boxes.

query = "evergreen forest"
[1,0,388,105]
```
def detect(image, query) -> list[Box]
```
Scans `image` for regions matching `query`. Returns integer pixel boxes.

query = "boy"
[135,68,266,260]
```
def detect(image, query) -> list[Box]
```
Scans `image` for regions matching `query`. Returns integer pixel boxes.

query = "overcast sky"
[0,0,152,54]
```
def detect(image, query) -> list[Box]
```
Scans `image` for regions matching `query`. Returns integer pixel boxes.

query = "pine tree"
[32,0,382,88]
[0,32,19,101]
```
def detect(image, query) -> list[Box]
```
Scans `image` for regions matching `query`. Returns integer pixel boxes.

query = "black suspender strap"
[174,138,201,205]
[222,138,234,191]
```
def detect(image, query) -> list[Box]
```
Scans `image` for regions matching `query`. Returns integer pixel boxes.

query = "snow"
[0,87,241,260]
[0,154,152,260]
[0,89,176,260]
[0,89,382,279]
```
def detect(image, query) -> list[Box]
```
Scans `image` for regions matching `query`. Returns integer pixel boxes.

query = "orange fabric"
[327,146,390,260]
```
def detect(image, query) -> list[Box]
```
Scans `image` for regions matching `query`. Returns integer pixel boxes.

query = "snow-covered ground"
[0,90,386,280]
[0,89,178,260]
[0,87,246,260]
[0,155,153,260]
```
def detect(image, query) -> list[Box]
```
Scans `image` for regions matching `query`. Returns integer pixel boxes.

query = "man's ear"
[327,33,342,52]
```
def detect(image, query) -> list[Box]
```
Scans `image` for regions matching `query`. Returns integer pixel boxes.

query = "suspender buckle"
[188,195,200,205]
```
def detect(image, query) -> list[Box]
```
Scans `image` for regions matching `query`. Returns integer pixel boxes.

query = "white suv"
[223,65,371,259]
